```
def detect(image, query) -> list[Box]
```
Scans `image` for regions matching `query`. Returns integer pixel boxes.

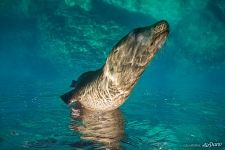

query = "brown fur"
[61,20,169,111]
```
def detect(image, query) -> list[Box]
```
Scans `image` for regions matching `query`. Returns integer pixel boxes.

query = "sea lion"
[61,20,169,111]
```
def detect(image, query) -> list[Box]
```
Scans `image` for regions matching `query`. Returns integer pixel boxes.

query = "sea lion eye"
[150,42,154,46]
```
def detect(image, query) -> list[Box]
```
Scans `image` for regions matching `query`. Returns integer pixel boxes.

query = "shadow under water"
[69,102,125,150]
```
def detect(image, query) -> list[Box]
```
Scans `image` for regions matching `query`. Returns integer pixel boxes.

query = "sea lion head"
[104,20,169,88]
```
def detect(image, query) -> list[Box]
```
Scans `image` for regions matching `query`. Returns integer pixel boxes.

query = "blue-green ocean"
[0,0,225,149]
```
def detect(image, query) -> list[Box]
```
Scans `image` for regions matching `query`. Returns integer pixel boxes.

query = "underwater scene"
[0,0,225,149]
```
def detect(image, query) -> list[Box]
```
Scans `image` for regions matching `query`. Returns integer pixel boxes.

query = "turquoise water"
[0,0,225,149]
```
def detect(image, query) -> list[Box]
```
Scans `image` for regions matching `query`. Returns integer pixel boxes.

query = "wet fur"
[61,20,169,111]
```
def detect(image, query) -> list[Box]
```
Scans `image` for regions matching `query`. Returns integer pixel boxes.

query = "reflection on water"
[69,102,124,149]
[68,102,180,150]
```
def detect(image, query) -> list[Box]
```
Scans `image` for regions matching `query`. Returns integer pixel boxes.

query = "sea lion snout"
[153,20,169,34]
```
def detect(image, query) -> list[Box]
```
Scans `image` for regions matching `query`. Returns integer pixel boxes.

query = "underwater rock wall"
[0,0,225,80]
[103,0,209,25]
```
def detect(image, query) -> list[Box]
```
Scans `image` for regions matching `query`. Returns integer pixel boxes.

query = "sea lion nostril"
[154,22,169,34]
[155,20,169,31]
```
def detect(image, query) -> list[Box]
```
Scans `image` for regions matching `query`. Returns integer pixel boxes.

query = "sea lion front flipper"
[70,80,77,88]
[60,89,75,104]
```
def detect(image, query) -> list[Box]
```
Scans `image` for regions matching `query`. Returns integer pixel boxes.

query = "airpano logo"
[202,142,222,148]
[183,142,223,148]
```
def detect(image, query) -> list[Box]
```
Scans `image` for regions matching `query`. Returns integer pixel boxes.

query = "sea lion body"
[61,20,169,111]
